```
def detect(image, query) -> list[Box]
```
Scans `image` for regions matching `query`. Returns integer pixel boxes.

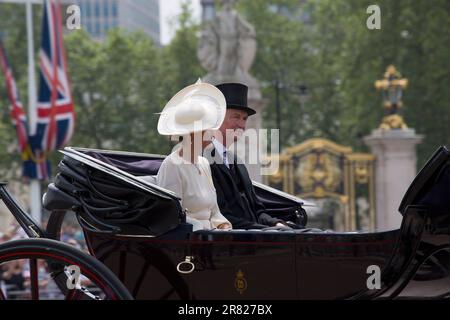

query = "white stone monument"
[198,0,265,181]
[364,65,423,230]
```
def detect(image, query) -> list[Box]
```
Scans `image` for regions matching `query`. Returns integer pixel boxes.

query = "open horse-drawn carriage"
[0,145,449,300]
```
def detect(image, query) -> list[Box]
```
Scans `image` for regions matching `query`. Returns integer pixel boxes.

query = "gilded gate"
[264,138,375,231]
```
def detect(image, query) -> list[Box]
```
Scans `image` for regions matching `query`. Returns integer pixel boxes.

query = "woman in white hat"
[156,80,232,231]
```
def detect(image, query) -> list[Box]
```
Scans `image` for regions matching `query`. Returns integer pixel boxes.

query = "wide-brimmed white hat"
[157,79,226,136]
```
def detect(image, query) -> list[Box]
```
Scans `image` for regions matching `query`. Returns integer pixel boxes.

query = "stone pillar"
[364,129,423,230]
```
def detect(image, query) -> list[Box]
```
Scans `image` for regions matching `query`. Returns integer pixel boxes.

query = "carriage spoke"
[72,285,102,300]
[29,258,39,300]
[65,288,83,300]
[62,267,102,300]
[119,250,127,283]
[64,285,102,300]
[132,261,150,297]
[159,288,176,300]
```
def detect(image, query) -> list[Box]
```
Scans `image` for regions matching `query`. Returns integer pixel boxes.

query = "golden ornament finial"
[374,65,409,130]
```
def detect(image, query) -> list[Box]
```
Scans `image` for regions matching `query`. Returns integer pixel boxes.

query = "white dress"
[156,150,232,231]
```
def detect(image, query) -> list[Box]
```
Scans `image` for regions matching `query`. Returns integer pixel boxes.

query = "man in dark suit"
[204,83,291,229]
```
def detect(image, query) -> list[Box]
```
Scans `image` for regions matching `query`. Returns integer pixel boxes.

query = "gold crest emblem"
[234,270,247,294]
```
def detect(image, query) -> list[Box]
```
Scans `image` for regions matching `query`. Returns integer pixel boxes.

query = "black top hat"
[215,83,256,116]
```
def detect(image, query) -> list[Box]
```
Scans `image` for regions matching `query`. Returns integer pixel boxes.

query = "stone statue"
[198,0,264,182]
[198,0,259,91]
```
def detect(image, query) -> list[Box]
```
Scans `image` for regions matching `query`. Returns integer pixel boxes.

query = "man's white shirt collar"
[212,138,230,168]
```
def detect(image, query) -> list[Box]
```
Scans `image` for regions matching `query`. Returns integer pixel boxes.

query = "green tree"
[237,0,313,145]
[159,1,203,103]
[311,0,450,165]
[237,0,450,167]
[1,2,203,181]
[63,29,170,156]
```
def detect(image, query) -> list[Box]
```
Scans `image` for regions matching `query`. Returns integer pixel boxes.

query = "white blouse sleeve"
[156,156,206,232]
[156,157,183,201]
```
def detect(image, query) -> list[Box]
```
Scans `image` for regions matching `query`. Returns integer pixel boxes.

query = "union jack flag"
[0,41,28,152]
[0,40,50,180]
[35,0,75,152]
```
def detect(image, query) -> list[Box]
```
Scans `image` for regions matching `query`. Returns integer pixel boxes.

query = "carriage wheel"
[0,238,133,300]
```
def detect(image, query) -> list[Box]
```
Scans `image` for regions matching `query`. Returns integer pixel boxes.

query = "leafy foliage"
[238,0,450,166]
[0,0,449,185]
[0,3,203,180]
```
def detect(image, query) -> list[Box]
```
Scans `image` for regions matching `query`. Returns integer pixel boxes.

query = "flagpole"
[26,0,41,224]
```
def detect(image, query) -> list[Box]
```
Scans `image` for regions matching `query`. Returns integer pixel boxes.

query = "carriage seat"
[84,152,162,186]
[86,151,163,175]
[85,150,309,232]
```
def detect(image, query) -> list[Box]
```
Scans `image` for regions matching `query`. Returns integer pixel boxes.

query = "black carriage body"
[41,146,450,300]
[83,227,398,299]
